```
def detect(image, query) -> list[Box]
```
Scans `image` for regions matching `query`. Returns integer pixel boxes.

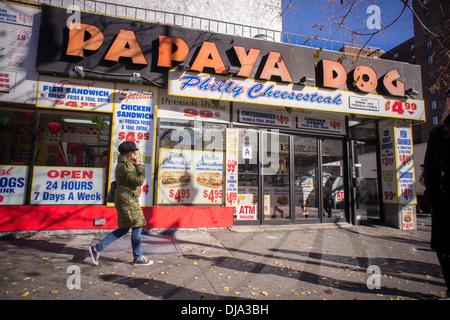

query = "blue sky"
[281,0,414,52]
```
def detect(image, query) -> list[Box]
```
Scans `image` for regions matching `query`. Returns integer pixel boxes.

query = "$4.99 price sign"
[385,100,417,116]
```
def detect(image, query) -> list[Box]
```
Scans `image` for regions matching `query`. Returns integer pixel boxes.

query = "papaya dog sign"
[37,5,424,120]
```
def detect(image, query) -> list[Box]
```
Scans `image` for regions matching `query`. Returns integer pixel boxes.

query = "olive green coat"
[114,154,146,229]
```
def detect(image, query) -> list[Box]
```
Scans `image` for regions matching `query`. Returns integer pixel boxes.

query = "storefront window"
[157,119,226,205]
[30,110,111,205]
[0,107,35,205]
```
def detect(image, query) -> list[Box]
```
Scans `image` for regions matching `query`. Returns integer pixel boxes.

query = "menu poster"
[401,205,416,230]
[0,2,40,103]
[394,121,416,204]
[31,167,105,205]
[195,151,224,203]
[379,120,398,204]
[157,148,194,204]
[0,166,27,205]
[225,129,238,206]
[109,84,158,207]
[296,114,345,134]
[271,187,289,218]
[157,149,224,205]
[238,110,291,127]
[37,75,115,112]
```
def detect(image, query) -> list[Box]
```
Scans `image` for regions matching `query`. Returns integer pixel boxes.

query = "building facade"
[383,0,449,144]
[0,0,424,232]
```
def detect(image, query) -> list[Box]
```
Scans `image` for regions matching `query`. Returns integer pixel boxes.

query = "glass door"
[293,136,320,223]
[236,129,259,222]
[262,131,291,223]
[321,138,346,222]
[234,128,348,225]
[349,119,381,223]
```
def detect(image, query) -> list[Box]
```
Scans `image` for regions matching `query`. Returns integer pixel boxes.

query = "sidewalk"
[0,219,447,302]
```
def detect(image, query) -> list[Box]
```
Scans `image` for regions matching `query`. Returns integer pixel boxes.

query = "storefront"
[0,3,424,232]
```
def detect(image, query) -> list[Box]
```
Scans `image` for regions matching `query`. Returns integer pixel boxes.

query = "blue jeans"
[94,227,143,260]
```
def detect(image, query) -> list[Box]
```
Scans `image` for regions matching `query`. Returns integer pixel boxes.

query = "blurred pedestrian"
[89,141,153,266]
[423,112,450,298]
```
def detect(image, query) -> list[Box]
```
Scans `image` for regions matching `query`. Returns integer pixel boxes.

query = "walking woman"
[89,141,153,266]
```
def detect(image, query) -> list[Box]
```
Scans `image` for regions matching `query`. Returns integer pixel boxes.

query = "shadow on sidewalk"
[99,274,248,300]
[0,238,89,263]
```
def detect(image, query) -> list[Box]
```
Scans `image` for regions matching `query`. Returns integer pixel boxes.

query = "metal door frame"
[233,127,348,225]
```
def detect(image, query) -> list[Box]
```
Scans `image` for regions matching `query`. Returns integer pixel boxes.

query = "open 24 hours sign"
[31,167,105,204]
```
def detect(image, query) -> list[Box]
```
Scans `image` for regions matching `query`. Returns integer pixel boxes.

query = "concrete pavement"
[0,216,448,305]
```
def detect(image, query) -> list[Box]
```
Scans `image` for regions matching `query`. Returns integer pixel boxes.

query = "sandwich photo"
[196,172,223,188]
[161,171,191,187]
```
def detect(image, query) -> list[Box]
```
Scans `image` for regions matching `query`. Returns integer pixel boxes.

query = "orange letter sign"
[191,42,227,74]
[352,65,377,93]
[66,22,104,57]
[382,69,404,96]
[233,46,260,77]
[259,52,292,82]
[321,59,346,89]
[104,30,147,64]
[158,35,189,68]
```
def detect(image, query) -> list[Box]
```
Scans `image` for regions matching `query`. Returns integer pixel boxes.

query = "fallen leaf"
[21,291,29,297]
[324,289,333,294]
[223,287,229,291]
[50,290,58,294]
[261,291,268,296]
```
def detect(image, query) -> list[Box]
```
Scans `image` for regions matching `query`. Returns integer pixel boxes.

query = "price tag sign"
[379,120,398,204]
[379,120,416,205]
[226,129,239,207]
[169,188,191,203]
